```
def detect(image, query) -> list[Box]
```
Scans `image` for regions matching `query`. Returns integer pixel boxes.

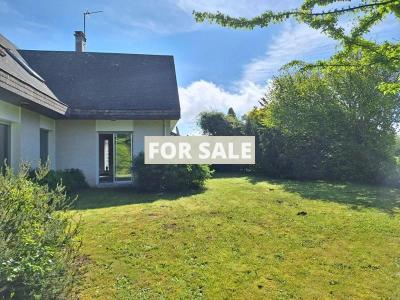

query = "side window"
[0,123,10,168]
[40,129,49,164]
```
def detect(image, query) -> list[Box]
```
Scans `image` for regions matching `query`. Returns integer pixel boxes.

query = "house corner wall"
[133,120,165,157]
[55,119,173,187]
[55,120,97,186]
[0,100,56,170]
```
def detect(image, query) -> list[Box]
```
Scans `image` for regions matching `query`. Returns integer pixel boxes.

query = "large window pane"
[115,133,132,182]
[99,133,114,183]
[0,123,10,168]
[40,129,49,164]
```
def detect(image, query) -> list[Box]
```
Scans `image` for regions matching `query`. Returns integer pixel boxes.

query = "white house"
[0,32,180,186]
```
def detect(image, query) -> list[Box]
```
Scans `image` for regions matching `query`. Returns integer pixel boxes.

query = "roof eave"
[61,108,181,120]
[0,69,68,116]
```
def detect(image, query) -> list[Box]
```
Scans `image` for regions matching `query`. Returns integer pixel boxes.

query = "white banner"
[145,136,255,164]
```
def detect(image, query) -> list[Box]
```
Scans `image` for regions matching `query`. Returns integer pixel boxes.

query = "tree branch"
[302,0,397,17]
[194,0,398,28]
[294,57,400,71]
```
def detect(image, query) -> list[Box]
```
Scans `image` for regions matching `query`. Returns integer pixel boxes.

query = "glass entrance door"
[115,133,132,182]
[99,132,132,183]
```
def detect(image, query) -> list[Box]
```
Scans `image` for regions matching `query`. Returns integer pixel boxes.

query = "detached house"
[0,32,180,186]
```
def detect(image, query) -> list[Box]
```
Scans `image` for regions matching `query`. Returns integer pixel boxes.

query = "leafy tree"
[244,112,291,176]
[227,107,237,118]
[198,110,244,136]
[198,109,245,172]
[254,65,400,183]
[194,0,400,94]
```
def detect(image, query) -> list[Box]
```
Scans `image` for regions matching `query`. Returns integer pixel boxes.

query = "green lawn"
[74,175,400,299]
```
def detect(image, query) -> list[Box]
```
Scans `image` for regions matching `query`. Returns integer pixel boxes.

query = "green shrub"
[243,66,400,186]
[29,167,88,193]
[0,164,80,299]
[133,152,213,192]
[198,109,245,173]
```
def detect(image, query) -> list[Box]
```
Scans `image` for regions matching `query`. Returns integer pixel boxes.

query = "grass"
[74,174,400,299]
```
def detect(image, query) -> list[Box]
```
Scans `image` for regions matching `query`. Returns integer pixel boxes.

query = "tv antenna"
[83,10,103,36]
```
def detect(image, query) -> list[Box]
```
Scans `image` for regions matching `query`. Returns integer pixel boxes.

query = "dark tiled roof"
[19,50,181,120]
[0,34,68,116]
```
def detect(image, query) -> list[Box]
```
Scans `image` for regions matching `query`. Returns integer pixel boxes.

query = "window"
[40,129,49,164]
[0,123,10,168]
[4,47,45,82]
[104,139,110,171]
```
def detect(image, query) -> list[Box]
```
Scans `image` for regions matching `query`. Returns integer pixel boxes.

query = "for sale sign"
[144,136,255,164]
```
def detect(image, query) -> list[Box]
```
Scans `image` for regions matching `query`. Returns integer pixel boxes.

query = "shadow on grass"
[72,188,205,210]
[245,175,400,214]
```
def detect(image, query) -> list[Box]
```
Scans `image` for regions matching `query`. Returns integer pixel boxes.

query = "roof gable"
[19,50,180,120]
[0,34,68,116]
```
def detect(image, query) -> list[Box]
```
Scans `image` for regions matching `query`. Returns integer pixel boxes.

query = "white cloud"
[178,80,269,134]
[176,20,338,134]
[243,22,338,82]
[242,13,400,83]
[175,6,400,135]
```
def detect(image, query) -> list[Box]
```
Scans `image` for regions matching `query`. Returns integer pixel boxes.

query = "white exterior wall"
[133,120,165,156]
[96,120,134,132]
[20,109,40,168]
[0,100,56,169]
[55,120,97,186]
[1,99,179,187]
[55,119,172,186]
[40,115,56,168]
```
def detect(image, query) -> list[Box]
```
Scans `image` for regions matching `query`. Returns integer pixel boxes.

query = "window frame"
[0,121,11,168]
[40,128,49,164]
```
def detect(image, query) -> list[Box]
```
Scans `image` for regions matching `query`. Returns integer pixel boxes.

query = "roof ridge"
[19,49,174,58]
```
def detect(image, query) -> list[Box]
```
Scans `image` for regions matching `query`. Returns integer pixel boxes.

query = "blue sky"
[1,0,399,134]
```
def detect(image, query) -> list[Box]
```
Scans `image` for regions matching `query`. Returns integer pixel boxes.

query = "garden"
[1,0,400,299]
[75,175,400,298]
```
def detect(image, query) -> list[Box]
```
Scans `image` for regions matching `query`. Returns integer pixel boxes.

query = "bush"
[198,109,245,173]
[29,167,88,193]
[245,67,400,186]
[198,110,244,136]
[0,164,80,299]
[133,152,213,192]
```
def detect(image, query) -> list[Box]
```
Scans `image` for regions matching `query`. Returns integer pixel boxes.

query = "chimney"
[74,31,86,52]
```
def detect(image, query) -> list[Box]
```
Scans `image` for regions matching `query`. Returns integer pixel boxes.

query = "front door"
[99,133,132,183]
